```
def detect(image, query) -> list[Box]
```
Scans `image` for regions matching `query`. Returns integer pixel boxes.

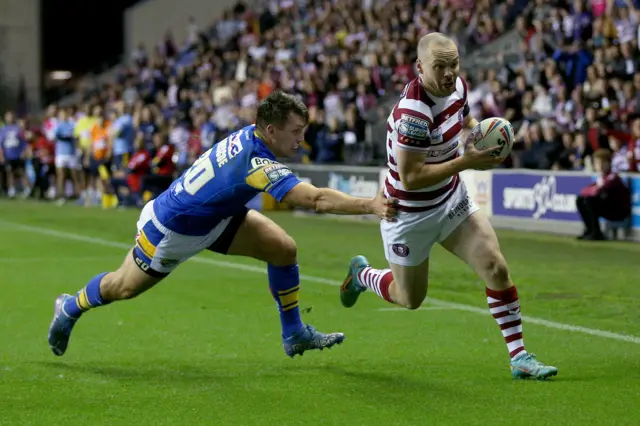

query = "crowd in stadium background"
[2,0,640,207]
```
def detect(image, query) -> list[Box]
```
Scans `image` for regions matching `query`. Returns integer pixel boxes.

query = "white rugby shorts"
[133,200,246,276]
[381,179,479,266]
[55,154,79,170]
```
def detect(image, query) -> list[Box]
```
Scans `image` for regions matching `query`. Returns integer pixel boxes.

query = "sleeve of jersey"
[245,161,302,202]
[395,112,433,152]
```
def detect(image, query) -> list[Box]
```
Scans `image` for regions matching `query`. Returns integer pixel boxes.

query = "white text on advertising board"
[503,176,577,219]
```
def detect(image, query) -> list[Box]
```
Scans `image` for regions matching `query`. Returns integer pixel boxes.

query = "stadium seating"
[2,0,640,205]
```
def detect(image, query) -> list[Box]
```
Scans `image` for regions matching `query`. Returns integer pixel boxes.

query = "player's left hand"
[371,189,398,221]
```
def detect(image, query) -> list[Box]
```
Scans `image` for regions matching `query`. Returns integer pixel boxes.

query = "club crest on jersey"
[398,114,430,141]
[391,243,410,257]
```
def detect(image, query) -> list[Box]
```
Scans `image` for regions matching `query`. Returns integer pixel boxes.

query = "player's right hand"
[371,189,398,221]
[462,143,505,170]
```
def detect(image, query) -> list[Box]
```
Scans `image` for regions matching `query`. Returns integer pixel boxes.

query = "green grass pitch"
[0,200,639,425]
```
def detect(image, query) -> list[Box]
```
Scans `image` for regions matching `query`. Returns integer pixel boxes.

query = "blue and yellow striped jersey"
[153,125,301,236]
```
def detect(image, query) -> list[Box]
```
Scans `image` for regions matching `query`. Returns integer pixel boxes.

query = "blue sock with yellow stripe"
[268,264,304,338]
[62,272,111,319]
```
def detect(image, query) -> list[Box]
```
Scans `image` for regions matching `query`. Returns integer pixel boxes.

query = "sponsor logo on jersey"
[215,141,228,167]
[227,137,243,158]
[425,142,457,158]
[448,196,472,220]
[251,157,276,168]
[429,126,443,144]
[398,114,430,141]
[215,132,244,167]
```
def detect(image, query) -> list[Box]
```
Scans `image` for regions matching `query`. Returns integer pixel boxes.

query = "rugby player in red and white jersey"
[42,105,58,144]
[340,33,558,380]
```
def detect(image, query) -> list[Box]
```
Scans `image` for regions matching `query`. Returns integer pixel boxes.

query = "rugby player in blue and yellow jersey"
[48,91,397,358]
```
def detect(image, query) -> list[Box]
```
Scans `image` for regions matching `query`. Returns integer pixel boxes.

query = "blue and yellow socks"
[63,272,111,319]
[267,264,304,338]
[61,267,305,337]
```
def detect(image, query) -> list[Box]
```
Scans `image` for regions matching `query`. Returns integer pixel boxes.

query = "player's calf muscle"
[385,262,430,309]
[391,282,427,309]
[100,251,163,301]
[395,292,425,310]
[99,273,131,300]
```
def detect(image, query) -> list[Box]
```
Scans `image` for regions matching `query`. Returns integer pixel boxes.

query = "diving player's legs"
[48,202,173,356]
[48,249,166,356]
[224,210,344,357]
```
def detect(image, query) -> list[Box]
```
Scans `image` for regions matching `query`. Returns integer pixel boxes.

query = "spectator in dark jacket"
[576,149,631,240]
[315,117,344,164]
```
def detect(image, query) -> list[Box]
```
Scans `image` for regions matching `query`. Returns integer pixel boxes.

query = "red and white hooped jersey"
[384,76,469,213]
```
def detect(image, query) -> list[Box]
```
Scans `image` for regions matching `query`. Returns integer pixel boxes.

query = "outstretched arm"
[282,182,397,220]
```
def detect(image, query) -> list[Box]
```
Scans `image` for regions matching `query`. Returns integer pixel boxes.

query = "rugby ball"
[469,117,514,169]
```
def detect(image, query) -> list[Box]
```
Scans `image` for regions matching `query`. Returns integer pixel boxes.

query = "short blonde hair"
[593,149,612,162]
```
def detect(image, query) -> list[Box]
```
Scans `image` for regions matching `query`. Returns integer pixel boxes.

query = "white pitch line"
[2,220,640,345]
[377,306,453,312]
[0,256,117,263]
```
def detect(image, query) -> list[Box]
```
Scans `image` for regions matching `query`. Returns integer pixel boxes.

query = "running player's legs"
[439,197,557,378]
[341,181,477,310]
[440,212,509,291]
[223,210,345,357]
[387,182,479,308]
[436,181,509,294]
[386,260,430,309]
[340,210,437,310]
